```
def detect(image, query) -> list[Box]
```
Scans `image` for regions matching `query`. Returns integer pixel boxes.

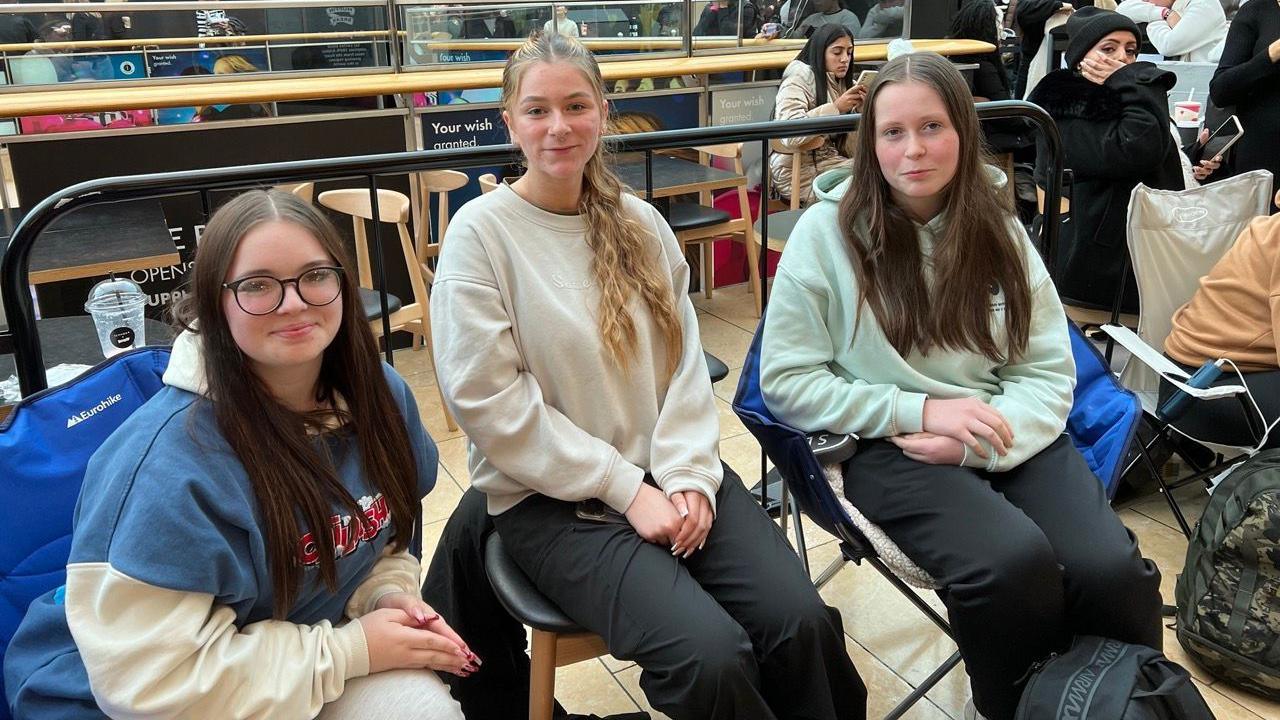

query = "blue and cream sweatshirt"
[3,331,437,720]
[760,168,1075,471]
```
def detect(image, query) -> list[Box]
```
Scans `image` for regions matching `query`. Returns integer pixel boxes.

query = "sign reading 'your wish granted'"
[423,108,506,150]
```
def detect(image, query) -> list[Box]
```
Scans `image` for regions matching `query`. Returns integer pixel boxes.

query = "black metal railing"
[1,100,1062,396]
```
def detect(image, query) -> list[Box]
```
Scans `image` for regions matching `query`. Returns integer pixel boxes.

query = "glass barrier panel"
[0,1,392,91]
[399,1,689,71]
[772,0,907,42]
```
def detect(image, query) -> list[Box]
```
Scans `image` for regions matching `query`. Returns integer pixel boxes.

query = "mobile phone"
[1199,115,1244,160]
[575,498,629,525]
[1157,359,1224,422]
[855,70,878,87]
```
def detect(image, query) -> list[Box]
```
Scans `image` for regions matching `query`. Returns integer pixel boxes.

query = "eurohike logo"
[66,394,124,428]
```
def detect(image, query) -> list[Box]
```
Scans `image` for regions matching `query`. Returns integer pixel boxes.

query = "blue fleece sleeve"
[382,363,438,508]
[64,400,261,604]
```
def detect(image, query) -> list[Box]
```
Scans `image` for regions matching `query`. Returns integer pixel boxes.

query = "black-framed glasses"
[222,266,344,316]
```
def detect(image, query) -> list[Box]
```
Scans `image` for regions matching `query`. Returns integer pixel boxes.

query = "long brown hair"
[839,52,1031,361]
[173,189,419,618]
[501,32,683,377]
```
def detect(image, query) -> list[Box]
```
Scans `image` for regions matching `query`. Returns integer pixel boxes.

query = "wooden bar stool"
[477,173,500,193]
[413,170,469,281]
[316,187,456,431]
[667,143,762,315]
[484,532,608,720]
[276,181,315,205]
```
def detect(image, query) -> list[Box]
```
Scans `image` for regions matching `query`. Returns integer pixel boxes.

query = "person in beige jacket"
[769,23,865,206]
[1162,204,1280,449]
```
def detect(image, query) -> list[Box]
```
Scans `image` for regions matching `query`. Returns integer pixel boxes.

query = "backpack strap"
[1132,659,1215,717]
[1226,523,1264,644]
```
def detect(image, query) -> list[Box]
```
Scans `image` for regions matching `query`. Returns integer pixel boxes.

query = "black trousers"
[494,466,867,720]
[1158,360,1280,451]
[842,435,1163,720]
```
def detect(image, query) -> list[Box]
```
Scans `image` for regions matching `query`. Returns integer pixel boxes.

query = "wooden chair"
[413,170,469,282]
[316,188,455,431]
[477,172,500,193]
[749,138,823,291]
[275,181,315,205]
[667,143,763,315]
[770,135,825,212]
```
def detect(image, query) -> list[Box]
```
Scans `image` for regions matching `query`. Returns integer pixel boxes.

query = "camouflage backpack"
[1175,449,1280,698]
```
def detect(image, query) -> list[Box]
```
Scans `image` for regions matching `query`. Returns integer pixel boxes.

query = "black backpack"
[1175,450,1280,698]
[1015,636,1214,719]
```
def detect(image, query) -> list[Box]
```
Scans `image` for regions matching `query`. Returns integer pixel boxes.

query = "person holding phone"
[1210,0,1280,212]
[762,51,1163,720]
[1028,8,1185,312]
[430,32,866,720]
[1182,122,1229,185]
[770,24,864,206]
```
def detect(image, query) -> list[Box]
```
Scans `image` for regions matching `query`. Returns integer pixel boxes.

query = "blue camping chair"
[731,319,1141,719]
[0,348,170,720]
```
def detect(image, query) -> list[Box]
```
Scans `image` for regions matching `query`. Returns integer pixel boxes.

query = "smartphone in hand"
[855,70,878,87]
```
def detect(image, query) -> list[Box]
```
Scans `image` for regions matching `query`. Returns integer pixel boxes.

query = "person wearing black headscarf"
[1028,8,1184,313]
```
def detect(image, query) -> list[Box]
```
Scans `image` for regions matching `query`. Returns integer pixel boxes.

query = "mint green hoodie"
[760,168,1075,472]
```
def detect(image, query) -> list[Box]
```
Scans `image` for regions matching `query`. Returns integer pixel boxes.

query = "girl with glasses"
[5,190,468,719]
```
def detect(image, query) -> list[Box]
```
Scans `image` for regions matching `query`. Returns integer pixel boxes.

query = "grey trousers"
[842,435,1163,720]
[493,466,867,720]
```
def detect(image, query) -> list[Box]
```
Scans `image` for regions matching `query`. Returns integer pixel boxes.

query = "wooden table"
[0,315,174,384]
[0,200,180,285]
[0,39,996,119]
[613,154,762,313]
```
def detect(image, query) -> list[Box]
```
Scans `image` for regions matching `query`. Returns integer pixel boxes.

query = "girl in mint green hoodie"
[760,52,1162,720]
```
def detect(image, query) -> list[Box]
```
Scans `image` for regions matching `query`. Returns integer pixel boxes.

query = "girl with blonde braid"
[431,31,866,720]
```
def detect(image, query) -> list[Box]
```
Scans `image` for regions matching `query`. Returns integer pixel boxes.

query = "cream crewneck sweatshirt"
[431,182,723,515]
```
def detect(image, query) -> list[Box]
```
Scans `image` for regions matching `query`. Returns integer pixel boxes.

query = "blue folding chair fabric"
[1065,321,1142,498]
[0,348,170,720]
[732,325,864,549]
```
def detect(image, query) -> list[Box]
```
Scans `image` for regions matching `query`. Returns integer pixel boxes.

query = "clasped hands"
[625,484,714,558]
[358,592,480,678]
[889,397,1015,466]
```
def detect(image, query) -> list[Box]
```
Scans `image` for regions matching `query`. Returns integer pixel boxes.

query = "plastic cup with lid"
[84,277,148,358]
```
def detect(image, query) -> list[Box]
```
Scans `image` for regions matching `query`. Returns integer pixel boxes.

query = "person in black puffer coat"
[1029,8,1184,313]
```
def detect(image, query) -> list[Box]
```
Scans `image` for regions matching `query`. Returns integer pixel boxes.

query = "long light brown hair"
[173,189,419,618]
[501,32,683,377]
[839,52,1031,361]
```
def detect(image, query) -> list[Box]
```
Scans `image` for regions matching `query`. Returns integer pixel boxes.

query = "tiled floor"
[401,282,1279,720]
